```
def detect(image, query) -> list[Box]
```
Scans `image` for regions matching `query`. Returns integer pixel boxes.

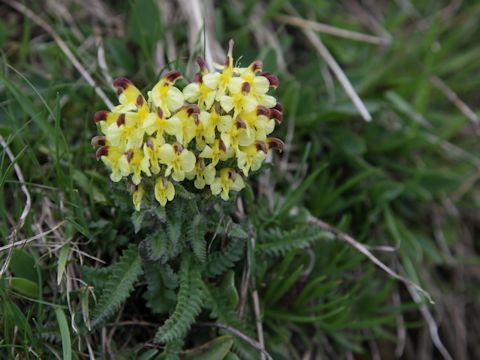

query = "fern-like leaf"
[257,227,333,256]
[91,244,143,327]
[187,214,207,263]
[154,256,205,344]
[205,223,247,277]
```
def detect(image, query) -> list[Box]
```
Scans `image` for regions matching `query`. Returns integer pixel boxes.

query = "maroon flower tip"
[95,146,108,159]
[214,102,221,114]
[186,104,200,116]
[255,141,268,153]
[269,108,283,124]
[228,169,238,181]
[164,70,182,83]
[147,138,155,150]
[260,72,280,88]
[236,117,247,129]
[194,72,203,83]
[157,107,164,119]
[91,136,106,147]
[94,111,109,123]
[241,82,251,94]
[126,149,134,162]
[256,105,270,117]
[219,139,227,152]
[274,102,283,112]
[116,114,126,127]
[113,77,131,90]
[173,143,184,154]
[250,60,263,72]
[136,95,144,107]
[267,137,284,152]
[196,56,208,72]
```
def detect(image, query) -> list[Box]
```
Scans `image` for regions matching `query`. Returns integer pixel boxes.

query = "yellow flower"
[218,116,254,153]
[104,113,145,152]
[199,138,232,167]
[237,142,267,176]
[202,40,236,101]
[220,80,258,116]
[199,103,228,145]
[158,143,196,181]
[148,70,184,117]
[239,64,278,108]
[169,105,200,147]
[143,137,162,174]
[94,111,122,134]
[183,57,216,110]
[112,77,143,113]
[96,145,130,182]
[126,148,151,185]
[132,184,145,211]
[154,177,175,206]
[142,107,181,144]
[210,168,245,200]
[186,158,216,190]
[242,106,276,141]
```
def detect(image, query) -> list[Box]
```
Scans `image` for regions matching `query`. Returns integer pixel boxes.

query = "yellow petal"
[202,73,220,89]
[231,175,245,191]
[133,185,144,211]
[220,96,234,113]
[183,83,200,102]
[253,76,270,94]
[210,178,222,196]
[166,181,175,201]
[180,150,196,173]
[158,144,175,163]
[166,87,184,112]
[199,145,213,159]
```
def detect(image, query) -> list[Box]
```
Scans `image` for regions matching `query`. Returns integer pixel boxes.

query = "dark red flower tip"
[136,95,144,107]
[236,117,247,129]
[250,60,263,72]
[173,143,184,154]
[219,139,227,152]
[256,105,270,117]
[267,137,284,152]
[116,114,126,127]
[255,141,268,153]
[228,169,237,181]
[194,72,203,83]
[146,137,155,150]
[269,108,283,124]
[260,72,280,88]
[241,82,251,94]
[126,149,134,162]
[214,102,221,114]
[91,136,106,147]
[113,77,131,91]
[274,102,283,112]
[196,56,208,72]
[94,111,109,123]
[157,107,164,119]
[95,146,108,159]
[164,70,182,83]
[186,104,200,116]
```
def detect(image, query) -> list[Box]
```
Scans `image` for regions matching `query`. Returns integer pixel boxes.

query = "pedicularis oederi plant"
[88,41,283,354]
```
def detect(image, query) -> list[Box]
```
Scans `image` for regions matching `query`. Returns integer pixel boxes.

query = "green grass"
[1,0,479,359]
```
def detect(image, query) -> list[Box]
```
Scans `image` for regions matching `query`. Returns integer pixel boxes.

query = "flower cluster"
[91,41,283,210]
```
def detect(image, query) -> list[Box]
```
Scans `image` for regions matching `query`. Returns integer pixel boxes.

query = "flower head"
[92,40,283,210]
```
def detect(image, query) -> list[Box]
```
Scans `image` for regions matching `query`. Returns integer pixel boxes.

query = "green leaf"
[184,336,234,360]
[10,250,37,283]
[154,256,205,344]
[92,245,143,327]
[57,244,70,285]
[8,277,38,298]
[55,307,72,360]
